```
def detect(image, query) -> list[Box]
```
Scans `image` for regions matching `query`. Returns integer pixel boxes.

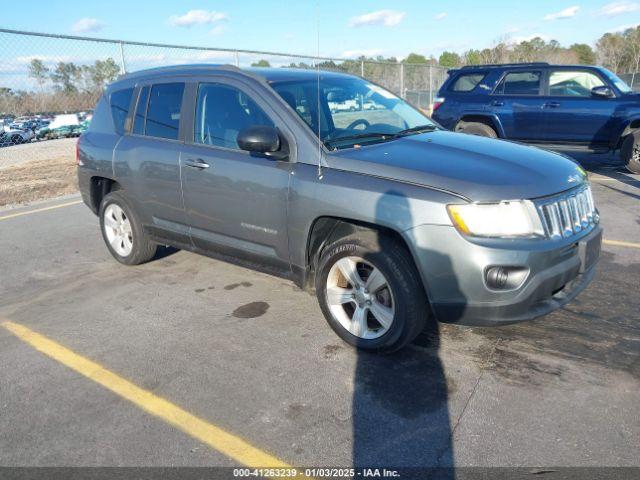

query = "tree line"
[434,26,640,73]
[1,58,120,116]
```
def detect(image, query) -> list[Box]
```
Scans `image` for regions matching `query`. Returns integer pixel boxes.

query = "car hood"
[327,130,587,202]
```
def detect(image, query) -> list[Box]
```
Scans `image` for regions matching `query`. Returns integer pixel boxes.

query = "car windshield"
[271,75,435,148]
[603,70,633,94]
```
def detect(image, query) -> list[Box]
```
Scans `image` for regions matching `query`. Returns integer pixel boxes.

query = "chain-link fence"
[0,28,448,205]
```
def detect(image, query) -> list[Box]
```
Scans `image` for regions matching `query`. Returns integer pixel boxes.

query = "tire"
[99,191,157,265]
[315,231,430,352]
[455,121,497,138]
[621,132,640,174]
[10,135,22,145]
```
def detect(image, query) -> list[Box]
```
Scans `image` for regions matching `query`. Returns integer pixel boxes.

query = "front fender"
[287,163,462,270]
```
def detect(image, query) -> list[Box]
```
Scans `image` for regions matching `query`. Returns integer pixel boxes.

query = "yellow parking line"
[1,320,293,470]
[603,239,640,249]
[0,200,82,221]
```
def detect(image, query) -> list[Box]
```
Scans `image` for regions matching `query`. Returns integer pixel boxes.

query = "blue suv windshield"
[271,76,434,147]
[605,71,633,94]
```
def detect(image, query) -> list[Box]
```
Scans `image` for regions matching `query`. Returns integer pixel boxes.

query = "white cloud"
[342,48,385,58]
[169,10,228,27]
[434,12,447,20]
[504,26,521,34]
[599,1,640,17]
[72,18,105,33]
[544,5,580,20]
[613,23,639,31]
[349,10,405,27]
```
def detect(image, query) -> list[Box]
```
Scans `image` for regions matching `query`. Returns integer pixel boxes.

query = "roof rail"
[117,63,242,81]
[459,62,550,69]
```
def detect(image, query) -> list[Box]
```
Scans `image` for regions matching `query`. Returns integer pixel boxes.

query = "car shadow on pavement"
[351,190,462,477]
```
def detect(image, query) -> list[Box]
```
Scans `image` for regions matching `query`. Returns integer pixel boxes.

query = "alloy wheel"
[325,256,395,339]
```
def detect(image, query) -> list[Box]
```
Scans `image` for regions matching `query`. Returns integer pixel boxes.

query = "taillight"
[432,97,445,112]
[76,137,84,166]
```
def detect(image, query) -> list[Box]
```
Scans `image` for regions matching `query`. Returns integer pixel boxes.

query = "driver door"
[541,69,618,145]
[180,78,293,270]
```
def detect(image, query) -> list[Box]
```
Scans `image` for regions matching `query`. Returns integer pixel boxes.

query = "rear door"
[179,77,293,270]
[114,80,190,245]
[540,68,618,145]
[489,69,546,140]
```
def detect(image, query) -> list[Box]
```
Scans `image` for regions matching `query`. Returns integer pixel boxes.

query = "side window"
[495,71,541,95]
[145,83,184,140]
[133,86,149,135]
[109,88,134,135]
[549,71,605,97]
[450,73,486,92]
[194,83,275,149]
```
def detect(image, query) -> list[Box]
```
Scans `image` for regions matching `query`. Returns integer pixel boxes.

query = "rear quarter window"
[449,73,487,92]
[87,95,113,134]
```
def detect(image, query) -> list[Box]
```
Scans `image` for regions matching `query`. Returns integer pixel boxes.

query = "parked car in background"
[432,62,640,173]
[0,127,34,146]
[78,65,601,352]
[37,113,80,140]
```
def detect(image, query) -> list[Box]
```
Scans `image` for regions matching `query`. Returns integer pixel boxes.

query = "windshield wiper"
[324,124,438,148]
[324,132,394,148]
[392,124,438,137]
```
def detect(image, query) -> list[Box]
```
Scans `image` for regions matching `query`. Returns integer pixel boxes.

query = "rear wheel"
[315,232,429,352]
[455,121,497,138]
[10,134,22,145]
[621,132,640,174]
[99,191,157,265]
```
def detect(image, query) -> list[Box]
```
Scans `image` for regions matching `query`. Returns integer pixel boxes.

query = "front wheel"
[99,191,157,265]
[621,132,640,174]
[315,233,429,352]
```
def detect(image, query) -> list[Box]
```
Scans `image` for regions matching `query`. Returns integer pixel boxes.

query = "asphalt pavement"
[0,157,639,470]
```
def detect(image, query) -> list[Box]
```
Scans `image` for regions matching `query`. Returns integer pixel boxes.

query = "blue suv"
[432,62,640,173]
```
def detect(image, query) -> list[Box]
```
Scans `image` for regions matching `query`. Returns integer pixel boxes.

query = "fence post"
[400,62,405,98]
[429,63,433,107]
[360,60,364,77]
[118,41,127,74]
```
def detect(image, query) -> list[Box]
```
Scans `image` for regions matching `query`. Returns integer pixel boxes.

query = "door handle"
[544,101,561,108]
[184,158,210,169]
[491,100,504,107]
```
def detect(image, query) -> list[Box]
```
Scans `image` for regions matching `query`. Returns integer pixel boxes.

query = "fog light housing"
[484,266,529,291]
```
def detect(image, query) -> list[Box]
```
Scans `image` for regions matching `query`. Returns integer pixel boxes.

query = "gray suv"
[78,65,602,352]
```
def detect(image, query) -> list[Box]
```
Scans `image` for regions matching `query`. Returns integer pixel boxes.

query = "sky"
[2,0,640,91]
[4,0,640,60]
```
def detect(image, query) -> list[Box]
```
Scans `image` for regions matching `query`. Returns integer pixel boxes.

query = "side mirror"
[237,125,288,160]
[591,86,614,98]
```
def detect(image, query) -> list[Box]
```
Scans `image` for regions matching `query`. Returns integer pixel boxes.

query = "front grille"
[537,185,598,239]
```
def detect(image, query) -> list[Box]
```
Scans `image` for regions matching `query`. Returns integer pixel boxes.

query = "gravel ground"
[0,138,76,170]
[0,138,77,207]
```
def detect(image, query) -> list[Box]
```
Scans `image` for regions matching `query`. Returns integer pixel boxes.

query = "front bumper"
[405,224,602,326]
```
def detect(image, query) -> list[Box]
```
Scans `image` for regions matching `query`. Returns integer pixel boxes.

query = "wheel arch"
[89,176,121,214]
[617,117,640,148]
[304,216,434,305]
[456,113,504,137]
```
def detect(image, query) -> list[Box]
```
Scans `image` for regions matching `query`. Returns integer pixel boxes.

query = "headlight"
[447,200,544,238]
